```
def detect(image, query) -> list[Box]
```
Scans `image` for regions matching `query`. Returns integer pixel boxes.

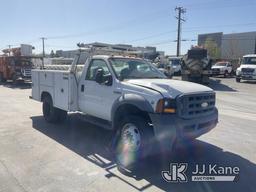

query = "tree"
[204,38,221,59]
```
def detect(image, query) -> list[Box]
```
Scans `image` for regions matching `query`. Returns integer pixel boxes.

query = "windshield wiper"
[147,77,163,79]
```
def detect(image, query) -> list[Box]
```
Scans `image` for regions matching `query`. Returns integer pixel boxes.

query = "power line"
[124,30,178,44]
[46,8,170,40]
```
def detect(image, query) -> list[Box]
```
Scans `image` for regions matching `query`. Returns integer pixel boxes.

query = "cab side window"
[86,60,110,80]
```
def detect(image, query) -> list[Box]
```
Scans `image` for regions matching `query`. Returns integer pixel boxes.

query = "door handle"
[81,85,85,92]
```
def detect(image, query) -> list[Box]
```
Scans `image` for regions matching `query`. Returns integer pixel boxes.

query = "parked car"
[211,61,233,77]
[236,54,256,82]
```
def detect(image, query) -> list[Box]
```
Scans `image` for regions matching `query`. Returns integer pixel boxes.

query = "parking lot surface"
[0,77,255,192]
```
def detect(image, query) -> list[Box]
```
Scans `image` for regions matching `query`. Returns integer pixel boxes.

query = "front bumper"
[212,70,225,75]
[149,108,218,151]
[182,70,212,75]
[237,74,256,80]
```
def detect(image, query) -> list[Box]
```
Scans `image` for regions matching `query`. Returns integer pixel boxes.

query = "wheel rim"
[116,123,141,168]
[121,123,141,152]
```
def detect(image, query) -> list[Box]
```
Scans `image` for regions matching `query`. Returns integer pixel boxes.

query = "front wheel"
[224,71,228,78]
[113,116,154,172]
[236,77,241,83]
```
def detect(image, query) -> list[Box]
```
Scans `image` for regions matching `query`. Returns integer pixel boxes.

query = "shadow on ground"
[209,79,237,92]
[31,115,256,192]
[0,81,31,89]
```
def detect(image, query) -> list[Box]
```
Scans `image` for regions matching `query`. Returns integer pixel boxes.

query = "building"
[198,31,256,60]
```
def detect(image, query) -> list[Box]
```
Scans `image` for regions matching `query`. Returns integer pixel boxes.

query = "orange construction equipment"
[0,55,40,83]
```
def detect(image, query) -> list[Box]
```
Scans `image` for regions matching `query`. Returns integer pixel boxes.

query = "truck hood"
[212,66,225,69]
[126,79,213,98]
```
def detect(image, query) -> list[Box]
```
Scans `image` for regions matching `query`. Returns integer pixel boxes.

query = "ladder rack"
[77,43,147,58]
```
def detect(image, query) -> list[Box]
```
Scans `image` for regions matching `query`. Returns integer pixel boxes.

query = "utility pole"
[40,37,47,68]
[175,7,186,57]
[40,37,46,57]
[8,45,12,56]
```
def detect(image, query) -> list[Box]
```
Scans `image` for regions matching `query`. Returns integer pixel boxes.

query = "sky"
[0,0,255,55]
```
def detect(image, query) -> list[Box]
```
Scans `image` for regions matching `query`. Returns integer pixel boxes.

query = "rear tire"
[42,96,67,123]
[113,115,154,173]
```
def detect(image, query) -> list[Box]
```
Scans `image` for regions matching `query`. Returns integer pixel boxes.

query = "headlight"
[156,98,176,113]
[236,68,241,75]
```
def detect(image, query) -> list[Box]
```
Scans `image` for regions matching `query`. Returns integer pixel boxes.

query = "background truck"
[0,44,40,83]
[236,54,256,82]
[168,56,182,76]
[31,46,218,171]
[181,47,212,84]
[0,56,34,83]
[211,61,233,77]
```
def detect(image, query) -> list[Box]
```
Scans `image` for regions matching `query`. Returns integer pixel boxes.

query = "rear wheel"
[42,96,67,123]
[113,115,154,173]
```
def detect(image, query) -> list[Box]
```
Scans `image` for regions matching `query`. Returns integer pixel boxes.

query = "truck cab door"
[78,59,119,121]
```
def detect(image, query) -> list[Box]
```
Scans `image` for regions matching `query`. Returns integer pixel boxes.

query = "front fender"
[111,93,154,123]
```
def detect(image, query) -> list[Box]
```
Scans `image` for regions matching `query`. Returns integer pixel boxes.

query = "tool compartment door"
[54,72,69,111]
[31,70,40,101]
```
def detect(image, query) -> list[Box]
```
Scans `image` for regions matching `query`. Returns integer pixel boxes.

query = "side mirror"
[95,69,104,84]
[95,69,113,86]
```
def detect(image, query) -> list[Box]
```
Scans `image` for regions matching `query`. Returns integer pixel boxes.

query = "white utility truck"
[168,56,182,75]
[212,61,233,77]
[31,46,218,171]
[236,54,256,82]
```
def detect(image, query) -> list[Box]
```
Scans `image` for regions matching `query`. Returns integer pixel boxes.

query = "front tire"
[236,77,241,83]
[42,96,67,123]
[224,70,228,78]
[113,115,154,172]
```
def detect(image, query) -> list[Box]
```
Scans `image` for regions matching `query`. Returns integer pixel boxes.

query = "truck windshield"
[241,57,256,65]
[215,62,227,66]
[109,58,166,80]
[169,59,180,66]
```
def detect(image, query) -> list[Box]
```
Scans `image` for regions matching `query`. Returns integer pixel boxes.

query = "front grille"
[177,92,216,119]
[22,68,31,77]
[242,68,254,73]
[212,68,220,74]
[212,68,220,72]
